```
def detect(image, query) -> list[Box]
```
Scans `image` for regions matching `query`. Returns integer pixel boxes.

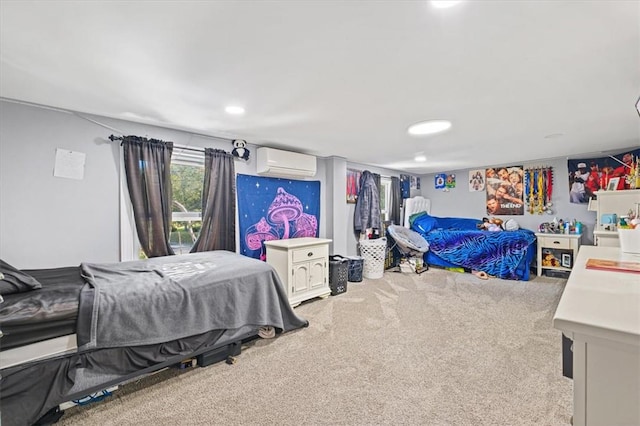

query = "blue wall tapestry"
[237,174,321,260]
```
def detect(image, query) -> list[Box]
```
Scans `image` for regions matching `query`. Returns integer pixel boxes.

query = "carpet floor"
[60,268,572,425]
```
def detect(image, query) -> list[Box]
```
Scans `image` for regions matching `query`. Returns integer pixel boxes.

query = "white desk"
[553,246,640,426]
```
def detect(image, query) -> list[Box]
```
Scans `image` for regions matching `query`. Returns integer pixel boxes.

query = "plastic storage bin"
[346,256,364,282]
[359,237,387,279]
[328,255,348,295]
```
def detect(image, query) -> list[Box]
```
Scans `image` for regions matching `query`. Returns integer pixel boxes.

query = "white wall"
[344,162,420,256]
[419,157,598,244]
[7,98,599,266]
[1,101,120,268]
[0,100,333,268]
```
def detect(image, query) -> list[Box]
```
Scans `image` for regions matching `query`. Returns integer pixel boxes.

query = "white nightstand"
[535,233,582,277]
[264,237,332,307]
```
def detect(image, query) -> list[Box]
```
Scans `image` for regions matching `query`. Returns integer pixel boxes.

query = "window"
[379,176,391,222]
[119,146,206,260]
[170,149,205,255]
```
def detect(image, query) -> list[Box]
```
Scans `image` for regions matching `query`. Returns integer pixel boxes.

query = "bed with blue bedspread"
[410,212,536,280]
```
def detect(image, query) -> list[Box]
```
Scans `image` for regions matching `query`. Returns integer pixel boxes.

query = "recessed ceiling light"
[225,105,245,115]
[415,155,427,162]
[408,120,452,136]
[431,1,462,9]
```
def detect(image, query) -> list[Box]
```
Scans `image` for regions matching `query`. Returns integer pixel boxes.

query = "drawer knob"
[553,241,560,244]
[307,252,313,257]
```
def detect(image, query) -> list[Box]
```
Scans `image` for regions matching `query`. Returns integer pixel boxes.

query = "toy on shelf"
[231,139,250,161]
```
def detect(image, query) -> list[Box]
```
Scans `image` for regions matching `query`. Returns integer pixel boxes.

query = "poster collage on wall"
[434,173,456,190]
[438,166,525,215]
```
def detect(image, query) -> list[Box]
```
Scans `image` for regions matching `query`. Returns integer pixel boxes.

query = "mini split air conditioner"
[256,147,317,178]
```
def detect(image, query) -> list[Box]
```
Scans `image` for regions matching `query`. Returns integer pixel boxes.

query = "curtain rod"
[108,134,206,154]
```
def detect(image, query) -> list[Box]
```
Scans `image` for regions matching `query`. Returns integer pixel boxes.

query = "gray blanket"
[77,251,307,351]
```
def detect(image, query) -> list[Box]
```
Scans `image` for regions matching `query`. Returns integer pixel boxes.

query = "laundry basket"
[359,237,387,279]
[346,256,364,282]
[328,255,349,295]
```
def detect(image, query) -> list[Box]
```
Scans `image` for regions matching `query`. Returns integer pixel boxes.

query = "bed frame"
[403,196,431,228]
[401,196,536,280]
[1,251,306,426]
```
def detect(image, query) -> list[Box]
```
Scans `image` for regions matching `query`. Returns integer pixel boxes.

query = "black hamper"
[346,256,364,282]
[329,255,349,295]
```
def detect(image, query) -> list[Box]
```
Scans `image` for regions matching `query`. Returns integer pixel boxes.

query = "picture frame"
[346,169,361,203]
[607,177,620,191]
[561,253,572,269]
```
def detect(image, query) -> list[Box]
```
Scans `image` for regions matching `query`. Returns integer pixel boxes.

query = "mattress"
[0,266,83,350]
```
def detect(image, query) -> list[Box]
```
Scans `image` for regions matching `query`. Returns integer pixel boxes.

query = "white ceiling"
[1,1,639,174]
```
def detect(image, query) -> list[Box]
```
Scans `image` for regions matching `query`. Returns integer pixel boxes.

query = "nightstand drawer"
[538,237,571,249]
[292,246,327,263]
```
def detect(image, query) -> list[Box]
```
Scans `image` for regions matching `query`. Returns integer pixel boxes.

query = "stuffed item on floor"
[472,270,489,280]
[258,326,276,339]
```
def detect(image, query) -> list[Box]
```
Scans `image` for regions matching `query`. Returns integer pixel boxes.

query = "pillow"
[412,214,439,234]
[0,259,42,295]
[504,219,520,231]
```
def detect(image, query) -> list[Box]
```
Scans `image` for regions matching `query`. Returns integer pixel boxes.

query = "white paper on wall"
[54,148,86,180]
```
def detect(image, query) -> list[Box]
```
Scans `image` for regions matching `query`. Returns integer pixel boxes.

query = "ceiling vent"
[256,147,317,178]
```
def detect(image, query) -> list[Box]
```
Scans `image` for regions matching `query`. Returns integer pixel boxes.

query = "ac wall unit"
[256,147,317,178]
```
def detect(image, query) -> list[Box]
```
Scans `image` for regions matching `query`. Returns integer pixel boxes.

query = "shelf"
[536,233,581,276]
[594,189,640,196]
[541,265,572,272]
[594,230,617,236]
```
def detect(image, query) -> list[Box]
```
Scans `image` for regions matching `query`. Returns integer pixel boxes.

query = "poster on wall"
[567,148,640,204]
[400,174,411,198]
[445,174,456,189]
[485,166,524,215]
[468,169,485,192]
[346,169,361,203]
[435,173,446,189]
[237,174,320,260]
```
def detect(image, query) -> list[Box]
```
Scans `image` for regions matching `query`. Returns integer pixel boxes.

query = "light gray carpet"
[60,269,572,425]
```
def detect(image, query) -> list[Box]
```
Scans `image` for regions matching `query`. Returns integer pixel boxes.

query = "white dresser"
[553,246,640,426]
[264,237,332,307]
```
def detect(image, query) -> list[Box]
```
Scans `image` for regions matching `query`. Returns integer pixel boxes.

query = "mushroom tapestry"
[237,174,321,260]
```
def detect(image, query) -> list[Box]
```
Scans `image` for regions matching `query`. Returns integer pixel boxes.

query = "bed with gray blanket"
[1,251,307,426]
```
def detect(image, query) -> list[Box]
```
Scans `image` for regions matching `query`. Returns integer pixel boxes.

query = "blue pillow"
[412,214,439,234]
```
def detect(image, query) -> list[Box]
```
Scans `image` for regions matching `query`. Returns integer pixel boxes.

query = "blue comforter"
[411,213,536,280]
